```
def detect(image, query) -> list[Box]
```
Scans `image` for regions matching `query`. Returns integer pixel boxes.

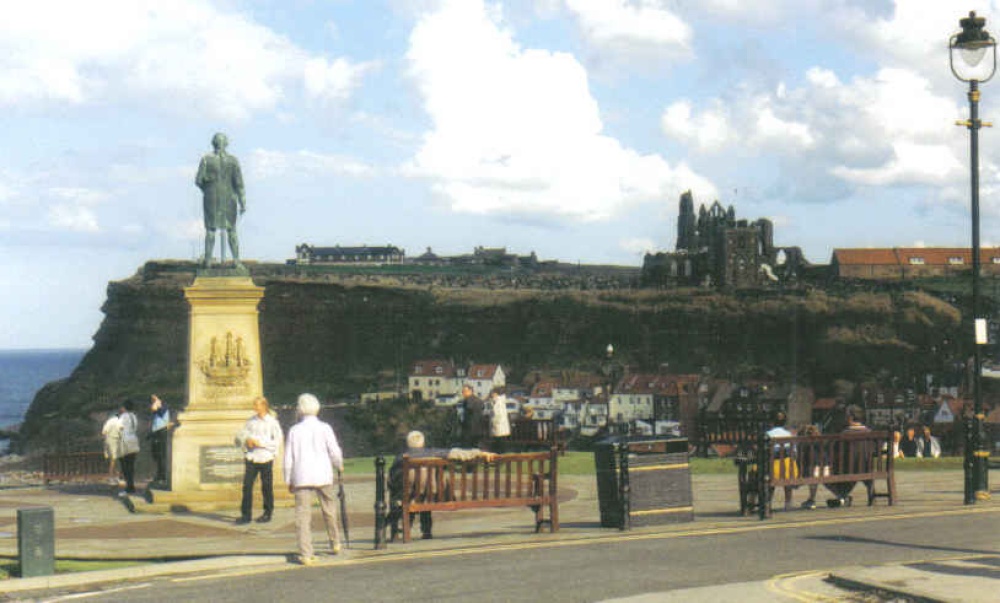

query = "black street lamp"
[951,10,996,504]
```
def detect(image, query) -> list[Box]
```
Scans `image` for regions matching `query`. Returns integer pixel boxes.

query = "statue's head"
[211,132,228,151]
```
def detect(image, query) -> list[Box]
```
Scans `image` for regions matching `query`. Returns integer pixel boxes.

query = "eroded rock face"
[21,261,963,454]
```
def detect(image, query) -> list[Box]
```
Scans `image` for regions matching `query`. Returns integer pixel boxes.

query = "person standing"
[236,396,283,524]
[488,387,511,452]
[284,393,344,565]
[101,410,122,486]
[459,384,486,449]
[118,401,141,494]
[148,395,174,486]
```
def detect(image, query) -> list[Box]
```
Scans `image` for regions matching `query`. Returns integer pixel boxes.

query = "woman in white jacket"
[284,393,344,565]
[488,387,511,452]
[118,401,141,494]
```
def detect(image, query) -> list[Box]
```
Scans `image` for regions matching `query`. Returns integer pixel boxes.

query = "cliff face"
[21,262,966,452]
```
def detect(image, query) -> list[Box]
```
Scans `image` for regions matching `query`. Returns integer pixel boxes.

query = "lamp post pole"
[951,10,995,504]
[968,77,988,504]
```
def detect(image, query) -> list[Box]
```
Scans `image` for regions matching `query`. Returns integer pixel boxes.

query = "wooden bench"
[736,430,896,519]
[43,451,108,485]
[377,449,560,544]
[507,418,568,454]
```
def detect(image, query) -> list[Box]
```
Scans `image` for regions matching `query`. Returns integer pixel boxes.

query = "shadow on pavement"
[805,534,1000,557]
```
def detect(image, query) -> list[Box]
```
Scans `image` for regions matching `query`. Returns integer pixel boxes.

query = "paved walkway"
[0,470,997,600]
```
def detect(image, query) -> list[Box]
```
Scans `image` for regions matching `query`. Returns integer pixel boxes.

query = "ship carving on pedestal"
[198,331,252,392]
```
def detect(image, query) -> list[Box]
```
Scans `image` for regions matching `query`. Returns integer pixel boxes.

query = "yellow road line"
[169,505,1000,582]
[766,570,838,602]
[629,463,689,472]
[630,506,694,516]
[764,552,1000,602]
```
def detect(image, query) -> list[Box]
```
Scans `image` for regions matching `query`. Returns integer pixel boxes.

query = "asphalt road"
[42,510,1000,602]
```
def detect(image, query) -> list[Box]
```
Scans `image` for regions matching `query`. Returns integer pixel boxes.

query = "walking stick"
[338,469,351,548]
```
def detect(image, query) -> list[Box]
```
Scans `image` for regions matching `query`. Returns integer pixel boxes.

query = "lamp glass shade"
[951,12,998,82]
[961,45,988,68]
[952,43,997,82]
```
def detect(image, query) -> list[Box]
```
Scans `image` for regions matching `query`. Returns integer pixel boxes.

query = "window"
[992,257,1000,264]
[948,257,964,265]
[909,257,925,265]
[435,366,443,374]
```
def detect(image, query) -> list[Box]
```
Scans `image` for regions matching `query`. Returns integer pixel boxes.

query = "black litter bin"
[594,436,693,529]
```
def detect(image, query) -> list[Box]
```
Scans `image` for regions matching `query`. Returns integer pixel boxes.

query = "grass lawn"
[0,558,145,580]
[344,452,965,476]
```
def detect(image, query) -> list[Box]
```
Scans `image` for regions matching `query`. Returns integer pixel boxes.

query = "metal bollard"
[374,455,387,549]
[618,442,630,531]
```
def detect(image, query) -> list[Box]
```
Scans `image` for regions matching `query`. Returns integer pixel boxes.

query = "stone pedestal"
[151,274,290,511]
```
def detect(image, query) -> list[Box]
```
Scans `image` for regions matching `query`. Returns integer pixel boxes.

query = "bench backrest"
[508,418,559,447]
[766,431,893,484]
[401,450,556,505]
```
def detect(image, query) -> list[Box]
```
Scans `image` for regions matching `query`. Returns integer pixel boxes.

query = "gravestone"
[17,507,54,578]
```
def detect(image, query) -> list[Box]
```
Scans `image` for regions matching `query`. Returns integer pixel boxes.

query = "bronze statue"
[196,133,245,267]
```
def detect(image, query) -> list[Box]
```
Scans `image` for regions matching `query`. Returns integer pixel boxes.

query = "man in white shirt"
[284,393,344,565]
[236,396,283,524]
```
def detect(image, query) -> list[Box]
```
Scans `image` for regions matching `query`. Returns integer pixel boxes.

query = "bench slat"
[394,450,559,542]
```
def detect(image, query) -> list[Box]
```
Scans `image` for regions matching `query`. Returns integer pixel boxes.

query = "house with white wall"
[466,364,506,399]
[408,359,463,403]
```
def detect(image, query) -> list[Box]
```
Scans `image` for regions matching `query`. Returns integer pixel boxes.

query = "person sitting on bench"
[825,405,870,507]
[387,431,496,540]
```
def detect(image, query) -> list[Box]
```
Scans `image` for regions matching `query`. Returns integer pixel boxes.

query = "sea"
[0,349,86,454]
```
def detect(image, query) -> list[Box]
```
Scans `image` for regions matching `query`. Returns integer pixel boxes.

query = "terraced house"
[831,247,1000,280]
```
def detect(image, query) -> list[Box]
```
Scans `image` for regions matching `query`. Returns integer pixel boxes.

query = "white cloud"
[831,142,962,186]
[662,61,965,199]
[49,187,110,206]
[405,0,715,221]
[806,67,840,89]
[753,105,814,149]
[620,237,656,255]
[47,204,99,233]
[304,57,380,103]
[563,0,691,60]
[169,219,205,242]
[250,149,377,179]
[0,0,373,120]
[660,100,731,152]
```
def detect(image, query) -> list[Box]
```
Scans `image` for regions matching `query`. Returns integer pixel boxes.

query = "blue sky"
[3,0,1000,349]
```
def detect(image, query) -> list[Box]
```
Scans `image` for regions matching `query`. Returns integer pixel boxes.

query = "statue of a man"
[195,133,246,267]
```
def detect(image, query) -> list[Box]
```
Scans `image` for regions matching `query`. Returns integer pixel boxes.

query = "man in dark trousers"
[236,396,283,524]
[459,384,486,449]
[148,395,174,487]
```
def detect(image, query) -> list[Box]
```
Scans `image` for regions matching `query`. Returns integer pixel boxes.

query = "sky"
[3,0,1000,349]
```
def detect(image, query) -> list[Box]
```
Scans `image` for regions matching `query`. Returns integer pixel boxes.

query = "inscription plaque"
[200,445,245,483]
[17,507,54,578]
